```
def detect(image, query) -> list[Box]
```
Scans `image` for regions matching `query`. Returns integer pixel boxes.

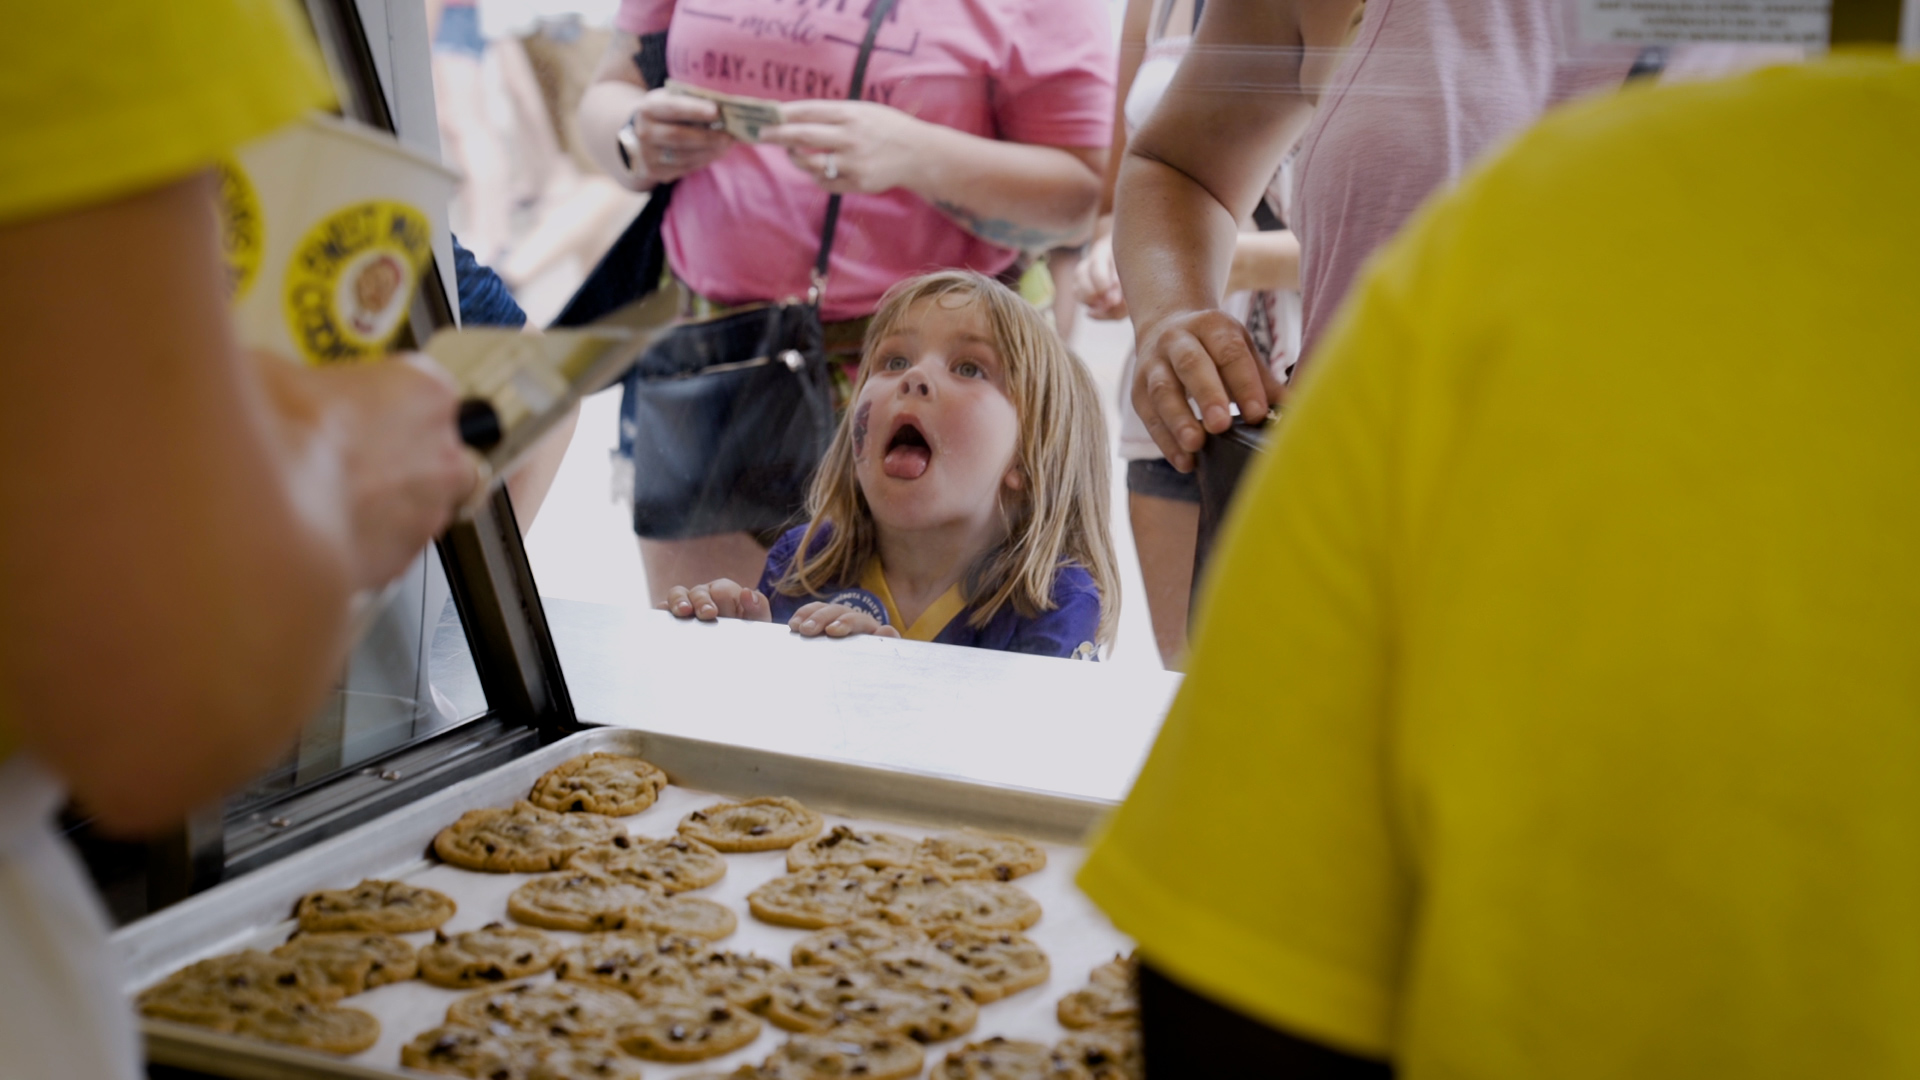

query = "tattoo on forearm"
[933,201,1072,251]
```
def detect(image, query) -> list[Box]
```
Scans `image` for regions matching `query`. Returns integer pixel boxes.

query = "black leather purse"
[554,0,897,541]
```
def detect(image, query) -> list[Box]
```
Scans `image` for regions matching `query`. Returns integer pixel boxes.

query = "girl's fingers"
[826,612,880,637]
[790,602,828,635]
[875,625,901,639]
[662,586,693,617]
[688,584,718,621]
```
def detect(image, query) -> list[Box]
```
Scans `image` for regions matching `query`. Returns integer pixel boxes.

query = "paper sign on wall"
[1576,0,1830,46]
[1575,0,1920,47]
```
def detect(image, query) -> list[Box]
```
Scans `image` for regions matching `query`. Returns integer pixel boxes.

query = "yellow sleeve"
[0,0,334,225]
[1076,262,1421,1057]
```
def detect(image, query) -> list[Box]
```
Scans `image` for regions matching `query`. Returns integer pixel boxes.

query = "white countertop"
[545,599,1180,805]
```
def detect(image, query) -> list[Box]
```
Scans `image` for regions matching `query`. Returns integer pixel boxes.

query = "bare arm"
[1118,0,1359,469]
[1100,0,1156,220]
[915,136,1105,251]
[1228,228,1303,294]
[0,174,472,835]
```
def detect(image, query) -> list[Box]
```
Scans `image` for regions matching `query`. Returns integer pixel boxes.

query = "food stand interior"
[90,2,1904,1074]
[69,3,1180,1075]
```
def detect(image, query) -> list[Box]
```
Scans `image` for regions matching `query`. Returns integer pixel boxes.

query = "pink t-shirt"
[1290,0,1637,363]
[614,0,1113,322]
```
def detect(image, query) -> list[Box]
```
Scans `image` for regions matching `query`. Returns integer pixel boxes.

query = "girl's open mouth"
[883,421,932,480]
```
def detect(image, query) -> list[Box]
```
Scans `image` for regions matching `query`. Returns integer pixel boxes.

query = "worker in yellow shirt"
[1078,50,1920,1080]
[0,3,479,1075]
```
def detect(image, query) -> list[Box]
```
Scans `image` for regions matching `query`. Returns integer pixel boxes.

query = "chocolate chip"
[483,842,496,854]
[668,839,688,851]
[710,1007,732,1021]
[571,799,587,811]
[749,825,769,836]
[993,865,1014,881]
[480,965,505,981]
[690,811,707,821]
[668,1023,689,1041]
[515,953,532,964]
[613,836,630,849]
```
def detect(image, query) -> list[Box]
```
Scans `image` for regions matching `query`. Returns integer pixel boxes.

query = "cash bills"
[666,79,785,142]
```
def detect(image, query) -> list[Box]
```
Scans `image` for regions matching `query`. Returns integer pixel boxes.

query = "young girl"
[662,270,1119,660]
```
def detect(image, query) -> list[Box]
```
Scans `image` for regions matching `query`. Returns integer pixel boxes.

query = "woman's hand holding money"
[630,88,735,183]
[762,100,929,196]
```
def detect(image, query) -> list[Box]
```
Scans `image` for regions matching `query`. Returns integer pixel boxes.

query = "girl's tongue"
[883,424,932,480]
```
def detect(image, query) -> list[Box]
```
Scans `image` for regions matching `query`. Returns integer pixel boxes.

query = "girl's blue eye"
[883,355,910,372]
[955,360,984,379]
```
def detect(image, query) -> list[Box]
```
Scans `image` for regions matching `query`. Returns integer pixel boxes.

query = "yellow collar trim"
[860,560,967,642]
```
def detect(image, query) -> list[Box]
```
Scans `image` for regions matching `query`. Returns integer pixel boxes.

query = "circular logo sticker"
[214,159,263,302]
[283,201,432,365]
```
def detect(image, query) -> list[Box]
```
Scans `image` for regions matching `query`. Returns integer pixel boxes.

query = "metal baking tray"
[117,726,1132,1079]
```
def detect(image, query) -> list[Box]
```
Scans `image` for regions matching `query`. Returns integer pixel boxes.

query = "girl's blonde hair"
[778,270,1120,650]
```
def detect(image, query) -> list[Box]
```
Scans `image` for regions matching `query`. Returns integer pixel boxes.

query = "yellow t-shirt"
[1078,56,1920,1077]
[0,0,333,225]
[0,2,332,759]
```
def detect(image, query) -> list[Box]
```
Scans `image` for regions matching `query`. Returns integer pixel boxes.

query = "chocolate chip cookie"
[508,871,737,939]
[764,1028,927,1079]
[272,931,418,995]
[615,995,763,1062]
[938,1037,1090,1080]
[294,878,455,933]
[529,753,670,816]
[917,830,1047,882]
[445,981,644,1039]
[138,950,344,1030]
[419,923,563,988]
[763,964,978,1043]
[401,1025,645,1079]
[1055,955,1138,1031]
[568,835,727,893]
[785,825,920,873]
[232,1001,382,1055]
[1054,1028,1144,1080]
[434,801,630,873]
[679,796,822,853]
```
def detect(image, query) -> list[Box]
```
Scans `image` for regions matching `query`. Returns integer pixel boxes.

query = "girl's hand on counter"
[788,602,902,640]
[661,579,772,622]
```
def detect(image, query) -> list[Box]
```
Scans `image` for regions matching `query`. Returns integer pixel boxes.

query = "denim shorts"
[433,4,485,58]
[1126,457,1201,504]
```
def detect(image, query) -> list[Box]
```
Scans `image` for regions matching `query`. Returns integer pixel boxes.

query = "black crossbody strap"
[811,0,901,298]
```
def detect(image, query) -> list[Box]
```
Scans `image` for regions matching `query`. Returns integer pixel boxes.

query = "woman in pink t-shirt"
[579,0,1114,602]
